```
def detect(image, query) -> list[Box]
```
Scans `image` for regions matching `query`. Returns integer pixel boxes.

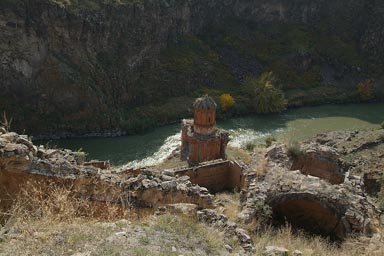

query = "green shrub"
[381,121,384,129]
[245,141,256,151]
[265,136,276,147]
[287,141,304,159]
[247,72,287,114]
[254,201,273,231]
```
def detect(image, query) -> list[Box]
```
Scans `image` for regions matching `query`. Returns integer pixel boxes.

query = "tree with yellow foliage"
[220,94,235,112]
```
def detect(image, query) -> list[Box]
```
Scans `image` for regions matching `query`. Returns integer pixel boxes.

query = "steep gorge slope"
[1,0,383,136]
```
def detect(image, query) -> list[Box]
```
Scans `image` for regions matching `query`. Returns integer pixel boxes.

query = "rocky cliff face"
[1,0,383,136]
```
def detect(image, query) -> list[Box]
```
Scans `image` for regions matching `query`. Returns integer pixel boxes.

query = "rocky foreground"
[0,131,215,214]
[0,128,384,255]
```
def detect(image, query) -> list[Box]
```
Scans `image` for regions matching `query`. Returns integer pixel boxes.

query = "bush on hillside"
[265,136,276,147]
[247,72,287,114]
[220,93,235,112]
[287,141,304,159]
[357,79,375,101]
[245,141,256,151]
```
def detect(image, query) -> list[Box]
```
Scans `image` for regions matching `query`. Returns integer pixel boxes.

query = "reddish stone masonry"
[181,96,229,166]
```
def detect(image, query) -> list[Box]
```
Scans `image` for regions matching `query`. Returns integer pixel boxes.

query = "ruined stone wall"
[229,161,245,189]
[167,160,245,193]
[290,143,345,184]
[0,131,215,218]
[240,144,382,240]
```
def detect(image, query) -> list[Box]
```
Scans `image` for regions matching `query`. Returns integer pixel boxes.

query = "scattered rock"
[160,180,177,190]
[71,252,92,256]
[197,209,254,252]
[293,249,303,256]
[114,231,127,237]
[235,228,251,243]
[161,174,174,181]
[166,203,198,215]
[224,244,233,252]
[263,246,289,256]
[142,179,158,189]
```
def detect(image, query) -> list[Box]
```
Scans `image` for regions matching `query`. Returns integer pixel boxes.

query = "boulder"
[235,228,251,243]
[263,246,289,256]
[293,250,303,256]
[165,203,198,215]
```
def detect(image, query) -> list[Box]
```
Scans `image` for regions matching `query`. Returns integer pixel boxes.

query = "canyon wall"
[1,0,383,136]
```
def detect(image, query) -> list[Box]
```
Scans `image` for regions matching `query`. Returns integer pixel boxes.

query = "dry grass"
[253,147,268,177]
[1,180,383,255]
[227,146,252,165]
[153,214,226,255]
[0,182,229,256]
[152,155,188,170]
[213,192,383,256]
[251,224,384,256]
[2,181,142,225]
[215,192,241,223]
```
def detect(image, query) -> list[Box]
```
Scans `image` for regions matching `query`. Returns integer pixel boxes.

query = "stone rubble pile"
[196,209,254,253]
[154,204,254,253]
[117,171,214,208]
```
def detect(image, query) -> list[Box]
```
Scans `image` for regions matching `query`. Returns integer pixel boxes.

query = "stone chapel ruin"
[180,95,229,166]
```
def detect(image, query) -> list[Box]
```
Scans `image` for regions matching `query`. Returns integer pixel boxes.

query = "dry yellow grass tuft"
[227,146,252,164]
[2,180,142,226]
[215,192,241,222]
[251,224,384,256]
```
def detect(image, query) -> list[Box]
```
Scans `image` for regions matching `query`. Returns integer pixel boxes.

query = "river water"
[51,103,384,168]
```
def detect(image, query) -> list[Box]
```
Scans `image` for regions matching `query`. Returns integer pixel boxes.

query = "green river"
[52,103,384,168]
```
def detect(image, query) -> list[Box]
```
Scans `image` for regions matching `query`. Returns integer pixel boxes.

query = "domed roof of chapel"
[193,95,217,110]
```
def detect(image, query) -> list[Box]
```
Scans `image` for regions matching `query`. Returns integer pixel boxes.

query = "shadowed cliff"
[1,0,384,136]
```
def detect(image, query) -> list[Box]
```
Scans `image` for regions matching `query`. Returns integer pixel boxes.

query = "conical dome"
[193,95,217,110]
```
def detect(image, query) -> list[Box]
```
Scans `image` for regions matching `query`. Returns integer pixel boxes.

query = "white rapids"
[121,132,182,169]
[121,128,276,169]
